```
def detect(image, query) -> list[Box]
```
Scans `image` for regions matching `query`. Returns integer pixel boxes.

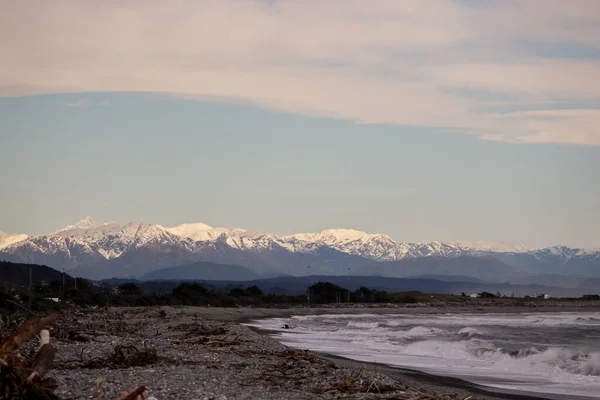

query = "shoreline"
[314,353,599,400]
[170,303,600,324]
[39,305,600,399]
[315,353,561,400]
[223,305,598,400]
[247,324,551,400]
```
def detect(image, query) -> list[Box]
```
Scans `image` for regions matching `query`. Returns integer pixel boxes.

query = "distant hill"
[577,277,600,292]
[404,274,486,283]
[0,261,70,286]
[357,256,528,282]
[142,261,259,281]
[195,275,581,297]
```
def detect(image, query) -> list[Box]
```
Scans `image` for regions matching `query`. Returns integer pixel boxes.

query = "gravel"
[40,306,549,400]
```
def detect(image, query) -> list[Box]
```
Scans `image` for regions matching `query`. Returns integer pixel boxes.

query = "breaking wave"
[457,327,485,337]
[401,326,444,337]
[346,321,381,329]
[248,311,600,397]
[402,338,600,378]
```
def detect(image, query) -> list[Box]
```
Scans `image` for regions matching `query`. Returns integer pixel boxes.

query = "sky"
[1,0,599,248]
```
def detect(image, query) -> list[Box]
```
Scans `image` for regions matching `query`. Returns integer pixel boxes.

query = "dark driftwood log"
[68,331,91,343]
[6,353,28,376]
[0,315,60,400]
[27,344,57,383]
[0,314,59,357]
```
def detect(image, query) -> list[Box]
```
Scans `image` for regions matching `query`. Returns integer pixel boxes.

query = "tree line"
[0,278,421,313]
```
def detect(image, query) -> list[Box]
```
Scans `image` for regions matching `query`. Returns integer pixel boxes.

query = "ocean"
[247,311,600,399]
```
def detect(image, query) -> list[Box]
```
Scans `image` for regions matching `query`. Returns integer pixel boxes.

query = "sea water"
[246,312,600,399]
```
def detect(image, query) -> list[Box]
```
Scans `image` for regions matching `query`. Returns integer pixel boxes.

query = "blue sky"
[1,1,599,248]
[1,92,598,248]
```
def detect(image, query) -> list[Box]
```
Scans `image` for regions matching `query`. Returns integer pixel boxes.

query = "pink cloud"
[1,0,599,145]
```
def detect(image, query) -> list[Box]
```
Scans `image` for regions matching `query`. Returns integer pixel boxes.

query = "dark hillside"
[0,261,70,285]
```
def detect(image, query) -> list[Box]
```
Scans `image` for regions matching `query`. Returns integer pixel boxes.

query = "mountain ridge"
[1,217,599,280]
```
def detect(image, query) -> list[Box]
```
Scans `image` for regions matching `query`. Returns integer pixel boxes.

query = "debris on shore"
[1,308,482,400]
[0,313,149,400]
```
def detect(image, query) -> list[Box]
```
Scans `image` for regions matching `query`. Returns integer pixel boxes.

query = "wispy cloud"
[63,98,110,108]
[64,98,88,108]
[2,0,600,145]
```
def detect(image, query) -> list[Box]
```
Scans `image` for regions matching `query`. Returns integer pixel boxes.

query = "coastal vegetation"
[3,275,600,318]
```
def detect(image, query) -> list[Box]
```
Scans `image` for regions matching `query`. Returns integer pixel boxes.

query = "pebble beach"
[36,305,577,400]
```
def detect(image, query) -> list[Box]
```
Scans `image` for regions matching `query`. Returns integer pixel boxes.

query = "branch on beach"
[315,366,402,396]
[91,376,106,400]
[0,314,154,400]
[56,344,159,370]
[0,315,60,400]
[113,385,148,400]
[0,314,59,357]
[398,389,473,400]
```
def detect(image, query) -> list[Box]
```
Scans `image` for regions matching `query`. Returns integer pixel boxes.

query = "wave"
[388,312,600,328]
[251,313,600,397]
[456,327,485,337]
[575,317,600,324]
[403,338,600,378]
[401,326,444,337]
[384,320,404,327]
[346,321,381,329]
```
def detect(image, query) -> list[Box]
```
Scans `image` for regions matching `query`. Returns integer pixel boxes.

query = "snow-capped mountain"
[163,222,262,246]
[1,217,598,280]
[453,241,529,253]
[54,216,112,234]
[0,232,28,250]
[0,220,196,271]
[283,229,476,260]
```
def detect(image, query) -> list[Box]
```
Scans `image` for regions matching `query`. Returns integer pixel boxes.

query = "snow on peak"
[453,240,529,253]
[319,229,371,242]
[280,228,408,260]
[164,222,213,239]
[56,216,108,233]
[165,222,248,242]
[286,228,372,244]
[0,232,29,249]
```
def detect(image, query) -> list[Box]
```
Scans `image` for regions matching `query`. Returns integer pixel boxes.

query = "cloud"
[64,98,88,108]
[2,0,600,145]
[63,98,110,108]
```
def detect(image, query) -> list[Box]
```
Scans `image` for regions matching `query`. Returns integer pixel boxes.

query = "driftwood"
[0,314,154,400]
[57,344,158,370]
[67,331,91,343]
[114,386,148,400]
[0,314,59,357]
[91,376,106,400]
[0,314,60,400]
[39,330,50,349]
[111,345,158,367]
[26,344,57,384]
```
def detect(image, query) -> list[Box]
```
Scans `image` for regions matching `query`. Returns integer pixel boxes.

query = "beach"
[36,304,600,399]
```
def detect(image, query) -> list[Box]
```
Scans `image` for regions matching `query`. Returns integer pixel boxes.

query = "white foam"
[457,327,485,337]
[402,326,444,337]
[347,321,381,329]
[247,312,600,398]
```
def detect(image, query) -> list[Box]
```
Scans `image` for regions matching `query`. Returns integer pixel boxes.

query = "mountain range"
[1,217,599,285]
